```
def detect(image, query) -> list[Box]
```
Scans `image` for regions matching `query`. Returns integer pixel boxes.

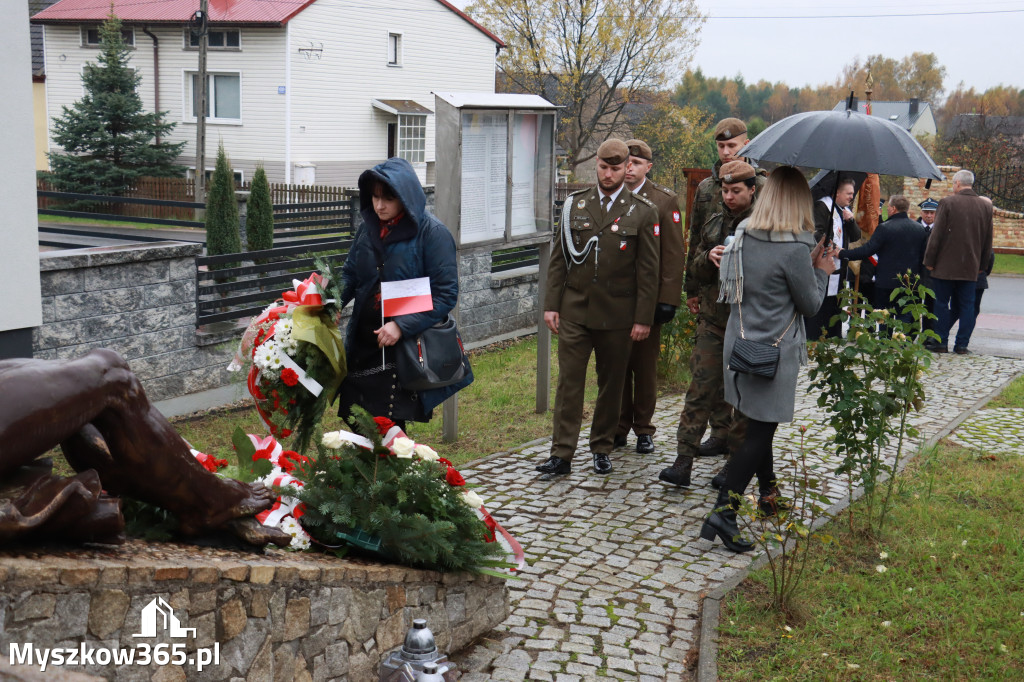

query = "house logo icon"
[132,597,197,638]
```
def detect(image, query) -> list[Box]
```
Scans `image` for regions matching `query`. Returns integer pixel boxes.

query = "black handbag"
[395,314,470,391]
[728,336,782,379]
[726,266,796,379]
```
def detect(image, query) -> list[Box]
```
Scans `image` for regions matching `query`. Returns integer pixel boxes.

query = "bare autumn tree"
[467,0,706,174]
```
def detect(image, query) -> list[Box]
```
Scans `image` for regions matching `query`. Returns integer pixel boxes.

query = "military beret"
[720,160,755,184]
[714,117,747,141]
[919,198,939,211]
[597,138,630,165]
[625,139,653,161]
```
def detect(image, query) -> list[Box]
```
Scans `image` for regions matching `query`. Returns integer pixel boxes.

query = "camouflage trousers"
[675,319,747,456]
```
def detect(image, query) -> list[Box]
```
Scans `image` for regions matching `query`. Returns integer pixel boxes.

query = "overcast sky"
[452,0,1024,101]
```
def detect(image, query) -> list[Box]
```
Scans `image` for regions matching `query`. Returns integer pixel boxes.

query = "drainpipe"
[142,26,160,144]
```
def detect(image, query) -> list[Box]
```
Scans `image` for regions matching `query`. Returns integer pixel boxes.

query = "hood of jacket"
[357,157,426,226]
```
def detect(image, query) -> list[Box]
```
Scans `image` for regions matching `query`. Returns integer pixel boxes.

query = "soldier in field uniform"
[684,117,766,459]
[536,139,661,477]
[614,139,685,454]
[663,160,761,488]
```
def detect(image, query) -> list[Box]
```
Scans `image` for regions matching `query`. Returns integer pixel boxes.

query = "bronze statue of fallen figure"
[0,349,290,548]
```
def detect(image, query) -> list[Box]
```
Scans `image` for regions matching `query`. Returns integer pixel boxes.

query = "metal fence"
[975,166,1024,213]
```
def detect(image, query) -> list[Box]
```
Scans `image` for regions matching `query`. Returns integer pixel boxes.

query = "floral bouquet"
[229,270,347,452]
[295,409,523,576]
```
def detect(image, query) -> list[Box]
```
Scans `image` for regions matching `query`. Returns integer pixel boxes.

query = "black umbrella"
[737,108,944,180]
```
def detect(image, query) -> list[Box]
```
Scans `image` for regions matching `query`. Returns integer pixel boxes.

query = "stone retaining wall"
[29,238,542,405]
[903,166,1024,252]
[31,243,235,403]
[0,547,508,681]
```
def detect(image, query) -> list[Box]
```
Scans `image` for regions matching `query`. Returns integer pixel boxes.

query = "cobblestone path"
[455,354,1024,681]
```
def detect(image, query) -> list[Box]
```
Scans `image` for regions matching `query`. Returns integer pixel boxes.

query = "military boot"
[710,459,730,489]
[658,454,693,487]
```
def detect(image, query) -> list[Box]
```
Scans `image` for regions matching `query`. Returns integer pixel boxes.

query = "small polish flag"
[381,277,433,317]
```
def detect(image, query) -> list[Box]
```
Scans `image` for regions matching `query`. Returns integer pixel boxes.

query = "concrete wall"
[902,165,1024,253]
[0,2,43,359]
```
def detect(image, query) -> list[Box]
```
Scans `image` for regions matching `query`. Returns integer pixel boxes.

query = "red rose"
[280,368,299,386]
[279,450,309,474]
[445,467,466,487]
[281,429,293,437]
[373,416,396,434]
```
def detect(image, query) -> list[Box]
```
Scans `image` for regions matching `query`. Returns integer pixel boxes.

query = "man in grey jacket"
[923,169,994,355]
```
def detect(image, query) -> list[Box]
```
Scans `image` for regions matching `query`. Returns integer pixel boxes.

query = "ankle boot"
[658,454,693,487]
[757,483,791,517]
[700,488,754,553]
[710,460,730,489]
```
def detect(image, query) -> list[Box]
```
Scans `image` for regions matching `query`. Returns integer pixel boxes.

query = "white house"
[31,0,504,186]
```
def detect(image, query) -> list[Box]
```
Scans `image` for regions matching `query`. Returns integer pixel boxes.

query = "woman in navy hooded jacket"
[336,157,473,426]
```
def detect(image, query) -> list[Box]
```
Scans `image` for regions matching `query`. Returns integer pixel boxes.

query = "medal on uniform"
[620,240,628,251]
[577,199,586,209]
[611,225,618,232]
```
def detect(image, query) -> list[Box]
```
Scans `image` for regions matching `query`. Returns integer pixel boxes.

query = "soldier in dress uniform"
[536,139,661,476]
[684,118,766,458]
[613,139,685,454]
[664,161,758,488]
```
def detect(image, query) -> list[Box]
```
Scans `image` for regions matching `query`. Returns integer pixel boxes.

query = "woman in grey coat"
[700,166,838,553]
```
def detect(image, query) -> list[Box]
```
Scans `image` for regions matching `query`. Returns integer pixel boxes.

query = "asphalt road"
[963,275,1024,358]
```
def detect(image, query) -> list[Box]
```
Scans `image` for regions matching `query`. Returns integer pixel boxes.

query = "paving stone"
[456,355,1024,681]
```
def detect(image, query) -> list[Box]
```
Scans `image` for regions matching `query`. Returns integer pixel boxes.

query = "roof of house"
[29,0,61,77]
[31,0,503,45]
[830,99,933,130]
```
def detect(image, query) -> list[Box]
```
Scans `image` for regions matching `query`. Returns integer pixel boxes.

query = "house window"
[398,114,426,163]
[388,33,402,66]
[188,72,241,122]
[83,26,134,47]
[186,28,241,49]
[189,167,244,185]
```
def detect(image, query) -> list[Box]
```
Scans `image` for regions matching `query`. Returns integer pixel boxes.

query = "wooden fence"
[37,176,352,220]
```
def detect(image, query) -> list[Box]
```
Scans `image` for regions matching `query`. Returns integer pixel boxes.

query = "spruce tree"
[205,143,241,260]
[48,13,185,195]
[247,165,274,252]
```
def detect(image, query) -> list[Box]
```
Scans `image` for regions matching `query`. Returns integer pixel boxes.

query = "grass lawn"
[717,377,1024,680]
[38,215,202,231]
[993,253,1024,276]
[172,336,601,469]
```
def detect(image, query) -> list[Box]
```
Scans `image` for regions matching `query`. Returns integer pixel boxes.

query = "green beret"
[625,139,653,161]
[597,138,630,165]
[720,160,755,184]
[714,118,748,141]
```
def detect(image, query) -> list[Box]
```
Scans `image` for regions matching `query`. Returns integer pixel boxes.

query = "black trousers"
[725,418,779,496]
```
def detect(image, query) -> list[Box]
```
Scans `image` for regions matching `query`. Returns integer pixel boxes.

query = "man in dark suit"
[807,178,861,339]
[924,169,994,354]
[839,194,928,323]
[536,139,661,476]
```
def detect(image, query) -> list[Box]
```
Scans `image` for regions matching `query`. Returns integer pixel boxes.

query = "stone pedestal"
[0,541,509,681]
